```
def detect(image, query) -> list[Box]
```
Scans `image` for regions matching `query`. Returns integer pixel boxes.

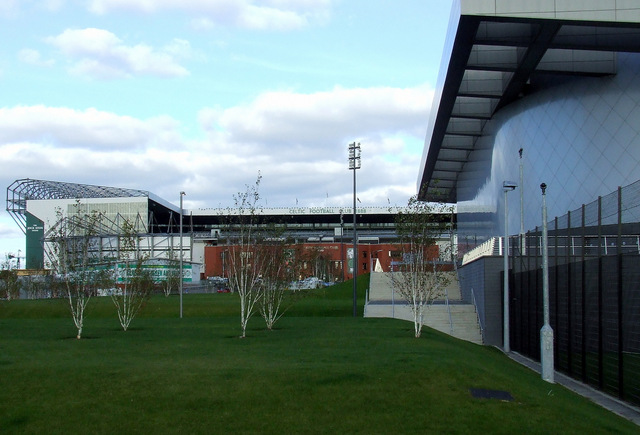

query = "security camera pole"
[519,148,525,254]
[503,180,517,352]
[540,183,555,383]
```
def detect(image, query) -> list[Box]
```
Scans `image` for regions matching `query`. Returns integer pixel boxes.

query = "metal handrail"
[445,287,453,334]
[461,237,497,265]
[470,287,484,336]
[463,234,640,266]
[364,286,369,317]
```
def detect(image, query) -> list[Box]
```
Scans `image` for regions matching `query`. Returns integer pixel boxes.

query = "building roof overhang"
[5,178,158,233]
[418,1,640,202]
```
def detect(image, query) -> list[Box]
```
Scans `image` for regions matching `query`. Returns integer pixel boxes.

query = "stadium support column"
[348,142,361,317]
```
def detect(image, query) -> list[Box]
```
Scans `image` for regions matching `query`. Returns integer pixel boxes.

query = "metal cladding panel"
[25,212,44,269]
[419,1,640,203]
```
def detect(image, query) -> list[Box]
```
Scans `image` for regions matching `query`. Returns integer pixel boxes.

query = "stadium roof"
[418,1,640,202]
[6,178,152,232]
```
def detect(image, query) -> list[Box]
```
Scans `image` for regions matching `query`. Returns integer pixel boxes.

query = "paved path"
[507,351,640,426]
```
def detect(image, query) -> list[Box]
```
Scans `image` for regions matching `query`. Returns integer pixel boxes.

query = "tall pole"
[353,165,357,317]
[348,142,361,317]
[540,183,555,383]
[519,148,525,254]
[340,209,345,282]
[503,181,516,353]
[179,191,186,319]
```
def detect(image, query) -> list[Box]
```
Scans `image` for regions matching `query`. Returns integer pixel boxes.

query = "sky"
[0,0,454,260]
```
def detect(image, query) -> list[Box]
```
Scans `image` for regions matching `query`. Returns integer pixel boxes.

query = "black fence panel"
[512,254,640,405]
[509,183,640,408]
[555,263,570,375]
[622,255,640,404]
[601,256,620,397]
[571,259,584,379]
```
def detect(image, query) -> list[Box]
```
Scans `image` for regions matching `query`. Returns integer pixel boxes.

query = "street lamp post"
[348,142,361,317]
[179,191,186,319]
[503,181,517,353]
[540,183,555,383]
[519,148,525,254]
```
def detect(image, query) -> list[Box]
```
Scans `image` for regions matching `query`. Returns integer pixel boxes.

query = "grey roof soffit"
[418,3,640,203]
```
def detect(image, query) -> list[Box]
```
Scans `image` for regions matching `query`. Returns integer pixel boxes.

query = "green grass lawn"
[1,277,637,434]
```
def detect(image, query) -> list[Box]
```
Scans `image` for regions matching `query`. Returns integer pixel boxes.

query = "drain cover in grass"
[470,388,514,401]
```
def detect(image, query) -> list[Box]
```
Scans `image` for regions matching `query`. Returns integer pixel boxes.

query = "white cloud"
[198,84,433,205]
[204,85,432,153]
[18,49,55,67]
[0,83,432,216]
[0,1,69,18]
[0,106,180,150]
[87,0,331,31]
[0,0,19,17]
[45,28,190,79]
[41,0,65,12]
[0,217,24,256]
[0,219,22,239]
[163,39,197,60]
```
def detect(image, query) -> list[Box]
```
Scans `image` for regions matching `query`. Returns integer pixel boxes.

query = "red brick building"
[203,242,440,282]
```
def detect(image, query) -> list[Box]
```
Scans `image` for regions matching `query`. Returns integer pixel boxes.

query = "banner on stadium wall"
[93,261,192,283]
[25,212,44,269]
[115,262,192,283]
[347,248,354,274]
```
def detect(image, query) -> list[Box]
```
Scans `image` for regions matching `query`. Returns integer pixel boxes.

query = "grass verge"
[0,277,637,434]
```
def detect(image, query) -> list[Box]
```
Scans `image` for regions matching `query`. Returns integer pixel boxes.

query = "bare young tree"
[390,195,450,338]
[109,219,154,331]
[301,246,330,283]
[160,245,180,297]
[0,255,20,301]
[258,242,295,330]
[22,274,50,299]
[223,174,270,338]
[163,260,181,298]
[48,203,111,339]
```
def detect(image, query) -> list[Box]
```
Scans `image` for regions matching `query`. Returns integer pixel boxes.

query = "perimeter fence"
[510,180,640,406]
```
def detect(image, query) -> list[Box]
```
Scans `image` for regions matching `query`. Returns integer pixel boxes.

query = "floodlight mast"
[348,142,361,317]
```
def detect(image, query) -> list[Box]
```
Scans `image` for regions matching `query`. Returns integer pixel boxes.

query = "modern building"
[6,178,186,272]
[420,0,640,241]
[419,0,640,407]
[6,178,454,282]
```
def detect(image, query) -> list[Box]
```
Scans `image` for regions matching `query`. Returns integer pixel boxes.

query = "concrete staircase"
[365,272,483,345]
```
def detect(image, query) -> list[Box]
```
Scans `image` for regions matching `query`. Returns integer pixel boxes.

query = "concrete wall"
[459,256,504,347]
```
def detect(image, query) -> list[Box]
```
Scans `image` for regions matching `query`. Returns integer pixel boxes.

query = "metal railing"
[444,287,453,335]
[470,287,484,338]
[463,234,640,264]
[461,238,496,265]
[510,182,640,407]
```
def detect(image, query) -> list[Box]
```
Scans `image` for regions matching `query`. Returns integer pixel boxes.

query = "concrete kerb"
[505,350,640,426]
